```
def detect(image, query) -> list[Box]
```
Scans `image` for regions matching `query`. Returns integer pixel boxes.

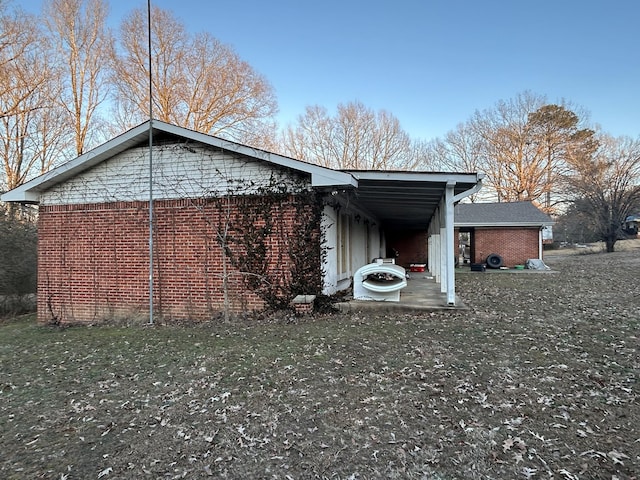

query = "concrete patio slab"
[335,274,465,313]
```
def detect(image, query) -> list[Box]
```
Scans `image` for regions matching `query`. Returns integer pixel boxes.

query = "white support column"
[438,197,447,293]
[430,205,441,283]
[442,177,484,306]
[440,225,447,293]
[444,182,456,304]
[538,228,543,259]
[427,235,434,276]
[433,233,441,283]
[425,176,483,307]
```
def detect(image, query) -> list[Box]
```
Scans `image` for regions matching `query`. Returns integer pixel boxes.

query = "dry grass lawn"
[1,240,638,479]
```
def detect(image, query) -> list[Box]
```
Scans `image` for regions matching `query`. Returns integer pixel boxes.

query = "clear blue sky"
[20,0,640,141]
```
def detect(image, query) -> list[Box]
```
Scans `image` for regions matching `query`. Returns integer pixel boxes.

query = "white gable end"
[40,143,309,206]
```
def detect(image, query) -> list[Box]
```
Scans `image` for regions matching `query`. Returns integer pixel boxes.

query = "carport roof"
[344,170,482,230]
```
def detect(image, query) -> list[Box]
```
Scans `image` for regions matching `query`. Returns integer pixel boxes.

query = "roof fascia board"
[347,170,481,184]
[157,122,357,188]
[1,122,151,203]
[1,189,39,203]
[1,120,357,203]
[455,222,554,227]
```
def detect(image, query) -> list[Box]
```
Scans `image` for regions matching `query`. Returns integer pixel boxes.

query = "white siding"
[41,143,309,205]
[321,200,382,295]
[350,218,369,268]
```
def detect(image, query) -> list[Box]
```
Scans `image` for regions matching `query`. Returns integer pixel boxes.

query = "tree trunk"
[605,236,616,253]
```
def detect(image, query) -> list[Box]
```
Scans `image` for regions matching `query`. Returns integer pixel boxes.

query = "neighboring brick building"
[455,202,554,267]
[2,120,482,323]
[385,230,428,267]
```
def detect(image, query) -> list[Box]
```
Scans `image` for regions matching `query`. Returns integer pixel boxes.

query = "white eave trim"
[1,122,154,203]
[1,188,39,203]
[157,122,357,188]
[455,222,555,228]
[1,120,357,203]
[347,170,481,184]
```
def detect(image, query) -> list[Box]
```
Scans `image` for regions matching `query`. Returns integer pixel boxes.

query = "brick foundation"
[37,196,321,324]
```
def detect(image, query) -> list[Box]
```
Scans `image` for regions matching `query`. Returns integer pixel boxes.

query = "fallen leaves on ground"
[0,247,638,479]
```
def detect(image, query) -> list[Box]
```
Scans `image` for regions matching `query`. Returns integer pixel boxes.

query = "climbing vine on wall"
[287,190,324,297]
[205,176,323,312]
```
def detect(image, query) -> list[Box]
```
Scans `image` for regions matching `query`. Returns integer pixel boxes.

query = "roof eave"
[158,122,357,188]
[0,189,39,203]
[0,120,359,203]
[1,122,153,204]
[455,222,555,228]
[346,170,481,184]
[311,171,357,188]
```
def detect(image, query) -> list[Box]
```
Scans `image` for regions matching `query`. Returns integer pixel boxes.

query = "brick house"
[2,121,482,323]
[455,202,554,267]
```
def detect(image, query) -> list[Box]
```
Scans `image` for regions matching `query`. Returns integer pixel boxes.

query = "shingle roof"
[455,201,554,227]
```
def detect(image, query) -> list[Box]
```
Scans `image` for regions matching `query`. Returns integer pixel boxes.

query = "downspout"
[444,175,484,305]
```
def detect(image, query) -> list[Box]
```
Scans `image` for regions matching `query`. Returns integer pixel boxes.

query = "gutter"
[455,222,554,228]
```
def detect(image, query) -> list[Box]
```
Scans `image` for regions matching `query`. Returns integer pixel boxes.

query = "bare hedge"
[0,211,37,315]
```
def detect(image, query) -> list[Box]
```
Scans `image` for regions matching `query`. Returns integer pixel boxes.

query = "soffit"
[345,171,481,230]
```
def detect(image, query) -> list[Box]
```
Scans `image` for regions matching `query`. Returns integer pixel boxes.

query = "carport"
[344,171,483,305]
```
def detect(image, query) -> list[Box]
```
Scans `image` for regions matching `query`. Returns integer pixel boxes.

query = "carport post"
[538,228,544,259]
[445,177,484,305]
[444,182,456,305]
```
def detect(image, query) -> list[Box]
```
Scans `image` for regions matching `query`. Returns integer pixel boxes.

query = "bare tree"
[0,6,42,120]
[0,7,68,192]
[433,91,593,209]
[281,101,414,170]
[111,5,277,143]
[43,0,113,155]
[280,105,336,166]
[29,76,73,177]
[405,138,446,172]
[564,135,640,252]
[427,122,486,195]
[366,107,412,169]
[422,126,486,202]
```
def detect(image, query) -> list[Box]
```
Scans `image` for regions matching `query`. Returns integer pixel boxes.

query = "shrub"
[0,210,37,315]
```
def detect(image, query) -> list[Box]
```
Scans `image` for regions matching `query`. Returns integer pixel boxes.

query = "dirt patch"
[0,251,638,479]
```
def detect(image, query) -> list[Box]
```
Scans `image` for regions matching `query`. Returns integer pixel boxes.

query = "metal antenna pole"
[147,0,154,325]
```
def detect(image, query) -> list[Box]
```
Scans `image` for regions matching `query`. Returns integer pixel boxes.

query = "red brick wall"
[472,227,541,267]
[385,230,428,268]
[37,196,320,324]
